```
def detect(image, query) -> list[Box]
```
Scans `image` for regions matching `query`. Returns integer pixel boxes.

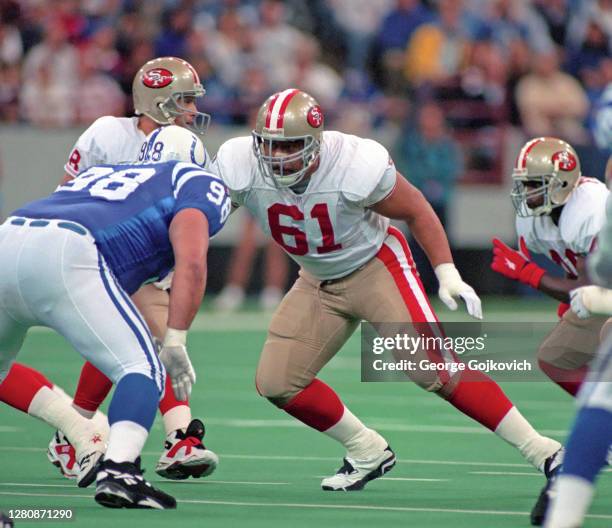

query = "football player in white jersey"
[490,137,609,524]
[4,57,218,481]
[212,88,563,492]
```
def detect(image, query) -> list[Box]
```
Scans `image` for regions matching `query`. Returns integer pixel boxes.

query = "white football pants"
[0,217,164,392]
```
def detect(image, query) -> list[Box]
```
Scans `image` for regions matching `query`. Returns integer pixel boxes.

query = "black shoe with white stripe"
[530,448,564,525]
[321,446,396,491]
[95,458,176,510]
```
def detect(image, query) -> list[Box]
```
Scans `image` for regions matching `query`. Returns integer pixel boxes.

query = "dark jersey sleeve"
[173,169,232,236]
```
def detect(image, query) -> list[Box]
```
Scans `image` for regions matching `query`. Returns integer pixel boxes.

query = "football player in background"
[544,195,612,528]
[0,126,231,508]
[0,56,219,481]
[210,88,563,492]
[489,137,609,524]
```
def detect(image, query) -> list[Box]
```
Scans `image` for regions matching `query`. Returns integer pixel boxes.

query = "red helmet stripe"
[276,89,299,128]
[266,88,299,129]
[517,137,544,169]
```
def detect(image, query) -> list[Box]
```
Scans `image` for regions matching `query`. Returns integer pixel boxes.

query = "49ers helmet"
[252,88,324,187]
[511,137,581,217]
[132,57,211,135]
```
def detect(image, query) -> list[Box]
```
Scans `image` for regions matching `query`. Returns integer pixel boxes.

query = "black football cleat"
[531,449,564,525]
[95,458,176,510]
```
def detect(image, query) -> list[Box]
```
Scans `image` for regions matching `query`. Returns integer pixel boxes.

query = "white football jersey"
[214,131,397,280]
[64,116,211,176]
[516,177,609,276]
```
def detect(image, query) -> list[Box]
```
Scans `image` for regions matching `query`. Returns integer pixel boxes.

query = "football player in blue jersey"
[0,126,231,509]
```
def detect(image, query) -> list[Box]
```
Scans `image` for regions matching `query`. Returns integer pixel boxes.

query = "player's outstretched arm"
[370,173,482,319]
[160,208,210,400]
[491,238,588,303]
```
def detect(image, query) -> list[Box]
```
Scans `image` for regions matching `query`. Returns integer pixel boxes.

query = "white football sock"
[104,421,148,463]
[494,407,562,470]
[72,403,96,419]
[323,406,387,460]
[162,404,191,435]
[28,386,101,454]
[544,475,594,528]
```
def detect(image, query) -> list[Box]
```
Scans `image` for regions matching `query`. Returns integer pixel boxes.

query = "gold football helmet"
[132,57,210,135]
[511,137,581,217]
[252,89,324,187]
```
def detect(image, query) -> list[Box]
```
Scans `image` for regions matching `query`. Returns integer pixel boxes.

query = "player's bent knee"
[254,374,301,407]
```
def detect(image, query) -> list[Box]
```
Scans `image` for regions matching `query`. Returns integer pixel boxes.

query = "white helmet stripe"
[267,88,299,130]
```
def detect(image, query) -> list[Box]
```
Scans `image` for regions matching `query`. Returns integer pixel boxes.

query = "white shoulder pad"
[213,136,255,193]
[65,116,130,176]
[337,134,394,205]
[560,179,609,254]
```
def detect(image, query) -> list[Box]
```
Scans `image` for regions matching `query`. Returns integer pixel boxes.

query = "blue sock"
[108,373,159,431]
[562,407,612,483]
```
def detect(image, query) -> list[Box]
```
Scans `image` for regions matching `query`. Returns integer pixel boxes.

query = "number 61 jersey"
[14,161,231,294]
[213,131,397,280]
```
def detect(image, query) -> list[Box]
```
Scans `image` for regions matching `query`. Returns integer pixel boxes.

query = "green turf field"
[1,297,610,527]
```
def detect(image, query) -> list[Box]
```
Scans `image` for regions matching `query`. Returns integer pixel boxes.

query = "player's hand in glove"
[159,328,196,401]
[491,237,545,288]
[435,263,483,319]
[570,286,612,319]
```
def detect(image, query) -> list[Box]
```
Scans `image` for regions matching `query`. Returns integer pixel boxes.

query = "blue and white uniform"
[0,161,230,395]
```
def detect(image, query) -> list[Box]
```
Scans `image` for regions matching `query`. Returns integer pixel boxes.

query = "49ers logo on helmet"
[552,150,577,171]
[142,68,174,89]
[307,105,323,128]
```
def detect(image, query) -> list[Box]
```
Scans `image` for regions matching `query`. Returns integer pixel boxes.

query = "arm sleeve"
[173,171,232,237]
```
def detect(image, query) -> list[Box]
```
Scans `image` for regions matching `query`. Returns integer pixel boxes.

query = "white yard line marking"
[469,472,542,477]
[0,446,535,467]
[0,480,289,488]
[0,491,610,520]
[315,476,448,482]
[0,426,21,433]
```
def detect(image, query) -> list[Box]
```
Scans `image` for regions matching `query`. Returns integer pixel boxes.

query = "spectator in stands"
[154,6,191,58]
[20,16,78,127]
[74,49,124,124]
[404,0,473,87]
[516,50,590,143]
[0,13,23,65]
[371,0,433,92]
[533,0,569,47]
[287,35,343,107]
[253,0,310,90]
[394,100,463,291]
[327,0,393,72]
[471,0,554,56]
[0,63,19,122]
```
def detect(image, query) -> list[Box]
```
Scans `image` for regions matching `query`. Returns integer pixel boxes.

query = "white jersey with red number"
[64,116,147,177]
[64,116,212,176]
[516,177,609,276]
[214,131,397,280]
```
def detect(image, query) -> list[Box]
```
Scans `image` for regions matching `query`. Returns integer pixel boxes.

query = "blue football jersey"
[14,161,231,294]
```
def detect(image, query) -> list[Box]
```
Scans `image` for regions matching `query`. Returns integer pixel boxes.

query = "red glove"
[491,237,545,288]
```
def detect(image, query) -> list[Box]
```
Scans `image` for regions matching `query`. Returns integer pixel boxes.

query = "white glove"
[570,286,612,319]
[158,328,196,401]
[435,263,483,320]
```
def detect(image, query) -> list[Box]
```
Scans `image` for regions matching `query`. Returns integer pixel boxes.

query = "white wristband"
[434,263,460,283]
[164,328,187,347]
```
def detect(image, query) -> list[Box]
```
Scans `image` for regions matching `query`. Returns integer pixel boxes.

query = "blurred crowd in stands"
[0,0,611,185]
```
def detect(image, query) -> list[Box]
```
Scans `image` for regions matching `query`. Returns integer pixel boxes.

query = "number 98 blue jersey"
[14,161,231,294]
